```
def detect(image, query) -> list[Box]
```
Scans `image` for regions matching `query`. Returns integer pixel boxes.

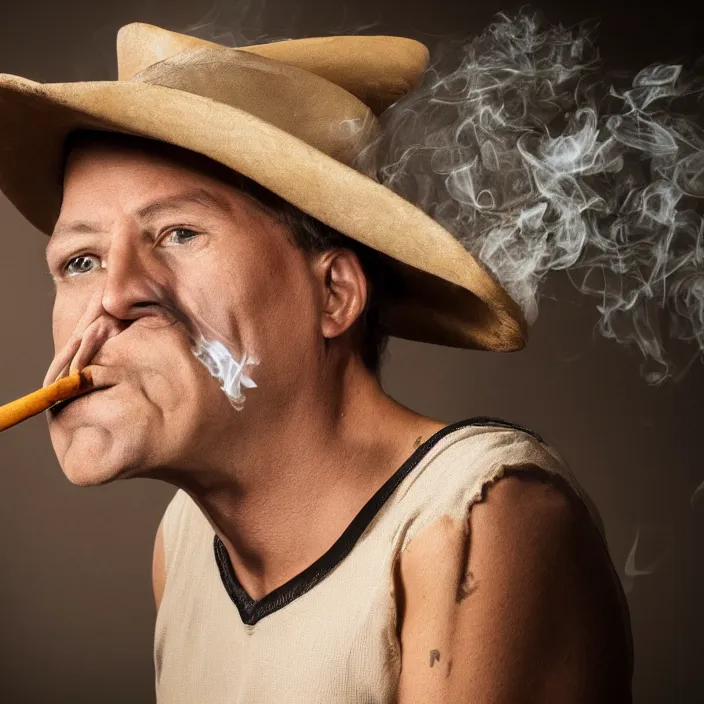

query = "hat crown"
[126,44,380,165]
[113,23,433,166]
[116,22,431,115]
[117,23,222,81]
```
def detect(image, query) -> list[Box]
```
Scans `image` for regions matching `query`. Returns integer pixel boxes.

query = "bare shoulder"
[396,467,633,704]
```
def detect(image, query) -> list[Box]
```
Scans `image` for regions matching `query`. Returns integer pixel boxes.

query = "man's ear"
[314,248,368,341]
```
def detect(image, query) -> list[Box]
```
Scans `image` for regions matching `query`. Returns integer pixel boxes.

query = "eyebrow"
[49,187,231,243]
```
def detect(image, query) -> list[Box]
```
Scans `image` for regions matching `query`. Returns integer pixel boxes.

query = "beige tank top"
[153,417,623,704]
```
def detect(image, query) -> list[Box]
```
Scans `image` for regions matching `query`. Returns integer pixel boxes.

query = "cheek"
[255,255,320,347]
[169,247,305,347]
[136,325,238,413]
[215,263,316,359]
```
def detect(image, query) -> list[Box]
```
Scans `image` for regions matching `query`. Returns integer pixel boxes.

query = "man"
[0,21,632,703]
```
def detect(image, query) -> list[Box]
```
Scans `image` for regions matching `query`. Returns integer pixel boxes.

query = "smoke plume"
[357,11,704,383]
[192,337,259,410]
[623,526,658,593]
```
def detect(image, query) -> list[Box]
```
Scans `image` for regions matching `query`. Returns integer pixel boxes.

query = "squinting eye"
[64,254,101,277]
[163,228,199,246]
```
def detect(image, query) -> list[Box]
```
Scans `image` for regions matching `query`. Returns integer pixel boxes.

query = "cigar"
[0,370,94,432]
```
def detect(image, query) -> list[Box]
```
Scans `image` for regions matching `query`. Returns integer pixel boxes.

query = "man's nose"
[100,237,167,322]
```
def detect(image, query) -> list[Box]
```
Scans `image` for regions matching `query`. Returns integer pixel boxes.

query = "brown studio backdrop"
[0,0,702,702]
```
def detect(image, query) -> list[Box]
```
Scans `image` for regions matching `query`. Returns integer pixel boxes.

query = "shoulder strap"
[462,416,544,444]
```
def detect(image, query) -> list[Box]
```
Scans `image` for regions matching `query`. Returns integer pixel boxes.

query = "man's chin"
[53,425,144,487]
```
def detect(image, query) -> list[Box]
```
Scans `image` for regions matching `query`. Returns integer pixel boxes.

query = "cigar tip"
[79,368,94,388]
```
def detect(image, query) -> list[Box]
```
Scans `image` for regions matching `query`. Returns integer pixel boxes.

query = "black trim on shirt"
[213,416,543,625]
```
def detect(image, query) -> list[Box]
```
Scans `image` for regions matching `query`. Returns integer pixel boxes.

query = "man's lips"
[48,367,116,418]
[49,385,113,416]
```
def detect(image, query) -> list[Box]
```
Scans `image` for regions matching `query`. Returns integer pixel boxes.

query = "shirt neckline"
[213,416,542,625]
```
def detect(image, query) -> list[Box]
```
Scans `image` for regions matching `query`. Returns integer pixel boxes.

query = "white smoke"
[182,0,271,46]
[691,478,704,507]
[622,525,659,593]
[356,11,704,383]
[192,337,259,410]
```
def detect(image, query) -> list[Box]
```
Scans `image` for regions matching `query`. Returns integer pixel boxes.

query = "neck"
[170,358,445,600]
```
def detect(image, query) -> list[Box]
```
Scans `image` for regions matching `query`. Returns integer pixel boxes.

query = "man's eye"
[64,255,101,277]
[163,228,199,246]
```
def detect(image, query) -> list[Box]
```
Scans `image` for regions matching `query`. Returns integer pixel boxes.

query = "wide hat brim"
[0,23,526,352]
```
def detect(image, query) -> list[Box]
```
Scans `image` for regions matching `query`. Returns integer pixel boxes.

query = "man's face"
[45,136,320,486]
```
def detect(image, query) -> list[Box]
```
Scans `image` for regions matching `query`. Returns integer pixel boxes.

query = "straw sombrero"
[0,22,526,351]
